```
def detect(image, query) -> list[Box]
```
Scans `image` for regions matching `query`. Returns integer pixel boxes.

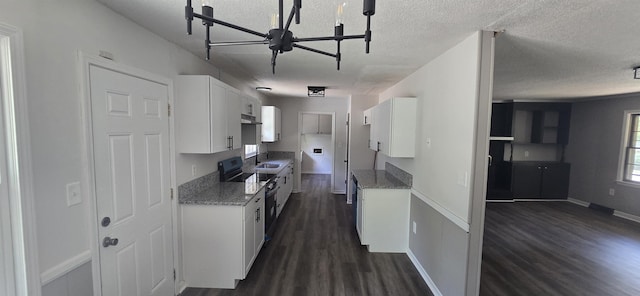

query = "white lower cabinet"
[181,188,265,289]
[275,162,293,217]
[356,188,410,253]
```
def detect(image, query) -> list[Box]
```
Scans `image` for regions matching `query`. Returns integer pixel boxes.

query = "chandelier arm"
[294,34,366,42]
[279,0,284,29]
[210,40,270,46]
[292,44,337,58]
[282,6,297,39]
[193,12,268,38]
[271,50,278,74]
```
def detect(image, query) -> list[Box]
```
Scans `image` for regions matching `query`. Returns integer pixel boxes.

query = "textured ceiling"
[97,0,640,101]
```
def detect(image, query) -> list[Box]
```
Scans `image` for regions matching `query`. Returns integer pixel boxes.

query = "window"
[244,144,258,159]
[622,113,640,183]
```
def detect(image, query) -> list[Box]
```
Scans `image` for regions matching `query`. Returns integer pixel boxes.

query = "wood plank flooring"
[481,201,640,296]
[181,174,431,296]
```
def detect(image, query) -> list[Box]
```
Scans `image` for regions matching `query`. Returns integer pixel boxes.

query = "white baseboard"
[486,199,515,203]
[614,210,640,224]
[177,281,187,295]
[40,250,92,285]
[407,249,442,296]
[332,190,346,195]
[513,199,568,202]
[567,198,590,207]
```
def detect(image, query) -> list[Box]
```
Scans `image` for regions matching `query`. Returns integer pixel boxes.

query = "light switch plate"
[66,182,82,207]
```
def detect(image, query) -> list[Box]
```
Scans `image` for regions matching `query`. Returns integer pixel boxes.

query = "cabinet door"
[302,114,318,134]
[243,201,256,275]
[369,105,380,151]
[376,100,391,155]
[356,187,364,243]
[363,108,372,125]
[209,79,229,153]
[226,90,242,150]
[275,107,282,141]
[541,163,570,199]
[318,114,332,134]
[254,195,265,259]
[511,163,542,198]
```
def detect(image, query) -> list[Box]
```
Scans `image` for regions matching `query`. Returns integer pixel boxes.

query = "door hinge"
[170,188,174,200]
[168,103,171,117]
[173,269,176,281]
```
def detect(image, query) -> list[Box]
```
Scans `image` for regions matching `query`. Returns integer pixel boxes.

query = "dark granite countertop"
[352,169,411,189]
[179,174,268,206]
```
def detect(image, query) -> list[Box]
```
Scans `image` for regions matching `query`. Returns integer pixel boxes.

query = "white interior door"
[90,65,173,296]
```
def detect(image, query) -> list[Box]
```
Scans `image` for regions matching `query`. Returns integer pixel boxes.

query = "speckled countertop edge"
[179,178,267,206]
[352,169,411,189]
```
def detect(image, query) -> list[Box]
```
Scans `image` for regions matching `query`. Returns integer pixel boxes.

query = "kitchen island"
[351,169,411,253]
[180,173,267,289]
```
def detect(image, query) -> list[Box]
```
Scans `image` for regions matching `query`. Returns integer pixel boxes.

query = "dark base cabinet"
[512,162,570,199]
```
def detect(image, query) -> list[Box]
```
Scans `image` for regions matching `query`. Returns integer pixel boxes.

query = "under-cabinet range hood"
[241,114,262,125]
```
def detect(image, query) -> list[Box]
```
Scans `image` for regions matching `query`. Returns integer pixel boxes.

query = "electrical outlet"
[609,188,615,196]
[66,182,82,207]
[524,151,530,158]
[457,171,469,187]
[192,165,197,176]
[426,138,431,148]
[412,221,417,234]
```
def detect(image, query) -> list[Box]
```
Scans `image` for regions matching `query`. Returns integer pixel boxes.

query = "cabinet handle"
[364,116,368,123]
[537,166,542,169]
[231,136,234,149]
[256,207,260,222]
[377,141,381,152]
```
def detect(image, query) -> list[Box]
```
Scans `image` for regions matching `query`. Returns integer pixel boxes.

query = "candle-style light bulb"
[270,13,279,29]
[335,2,347,26]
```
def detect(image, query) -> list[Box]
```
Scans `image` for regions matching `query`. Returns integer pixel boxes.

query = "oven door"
[265,185,278,236]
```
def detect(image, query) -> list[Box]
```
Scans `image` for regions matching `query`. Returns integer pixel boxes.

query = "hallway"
[182,174,431,296]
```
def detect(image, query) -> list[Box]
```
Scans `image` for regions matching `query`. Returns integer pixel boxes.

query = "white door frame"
[0,23,41,296]
[297,111,336,192]
[78,53,178,296]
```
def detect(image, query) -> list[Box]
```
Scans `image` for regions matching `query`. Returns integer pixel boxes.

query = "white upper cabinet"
[302,114,332,134]
[363,107,373,125]
[226,89,242,150]
[368,97,417,158]
[176,75,243,153]
[261,106,281,142]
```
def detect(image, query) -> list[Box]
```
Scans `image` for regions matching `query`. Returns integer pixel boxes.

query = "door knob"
[101,217,111,227]
[103,237,119,248]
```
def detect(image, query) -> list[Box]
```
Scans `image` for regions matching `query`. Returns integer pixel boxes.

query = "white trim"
[0,23,41,296]
[485,199,515,203]
[297,111,337,192]
[411,189,470,232]
[616,109,640,183]
[613,210,640,224]
[616,180,640,189]
[39,250,91,285]
[177,281,188,295]
[407,249,443,296]
[488,136,514,141]
[331,190,346,195]
[78,52,177,296]
[513,198,569,202]
[567,198,590,207]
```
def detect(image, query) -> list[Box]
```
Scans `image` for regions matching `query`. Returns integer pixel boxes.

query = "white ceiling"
[97,0,640,101]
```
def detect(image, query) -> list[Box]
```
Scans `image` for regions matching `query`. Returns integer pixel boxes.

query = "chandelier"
[185,0,376,74]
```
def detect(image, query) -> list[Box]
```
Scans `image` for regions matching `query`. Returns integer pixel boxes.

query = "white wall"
[264,96,348,193]
[0,0,261,294]
[301,134,333,174]
[372,32,490,296]
[380,33,482,223]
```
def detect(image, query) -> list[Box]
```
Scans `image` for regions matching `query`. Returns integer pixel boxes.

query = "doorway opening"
[0,23,39,296]
[298,112,335,192]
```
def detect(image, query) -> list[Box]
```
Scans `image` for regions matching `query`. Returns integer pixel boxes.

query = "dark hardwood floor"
[182,174,431,296]
[481,201,640,296]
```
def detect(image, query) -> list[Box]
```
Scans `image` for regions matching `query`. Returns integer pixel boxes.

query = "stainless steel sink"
[256,163,280,169]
